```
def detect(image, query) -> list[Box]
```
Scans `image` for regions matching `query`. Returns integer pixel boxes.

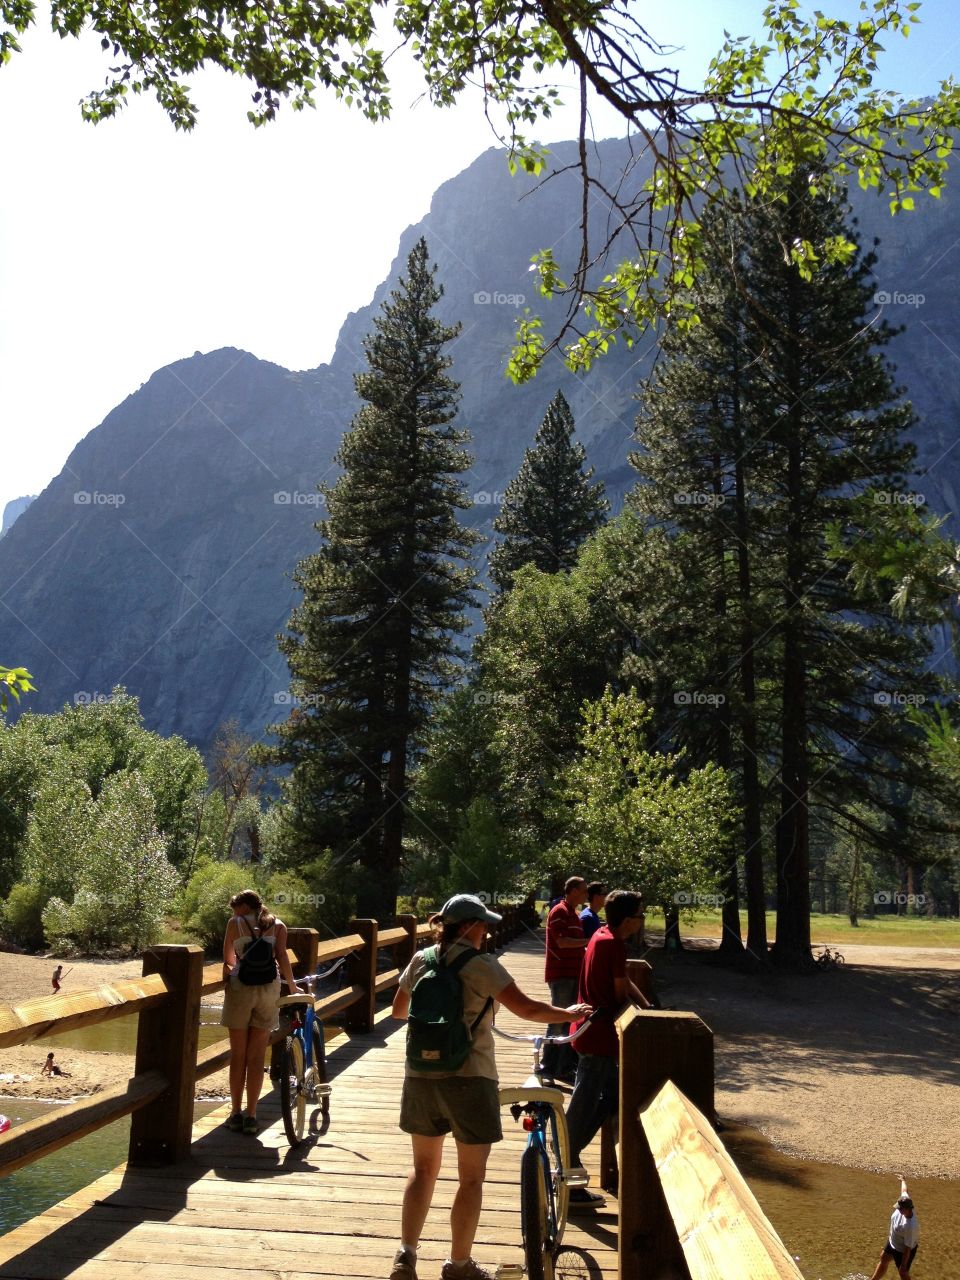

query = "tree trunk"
[773,297,812,970]
[712,448,743,958]
[733,452,768,962]
[662,905,683,950]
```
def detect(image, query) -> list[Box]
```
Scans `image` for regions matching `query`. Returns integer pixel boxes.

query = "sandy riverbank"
[648,939,960,1178]
[0,952,231,1103]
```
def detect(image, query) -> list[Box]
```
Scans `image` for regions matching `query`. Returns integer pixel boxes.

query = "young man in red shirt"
[542,876,588,1081]
[565,889,648,1208]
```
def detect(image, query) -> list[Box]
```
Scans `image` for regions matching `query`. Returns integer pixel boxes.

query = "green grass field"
[644,909,960,948]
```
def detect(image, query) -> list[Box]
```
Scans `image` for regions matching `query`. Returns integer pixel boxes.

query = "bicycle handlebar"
[492,1013,597,1047]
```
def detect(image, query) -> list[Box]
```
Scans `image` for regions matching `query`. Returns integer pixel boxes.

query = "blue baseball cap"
[441,893,502,925]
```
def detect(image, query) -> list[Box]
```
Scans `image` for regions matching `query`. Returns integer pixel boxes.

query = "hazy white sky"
[1,0,957,518]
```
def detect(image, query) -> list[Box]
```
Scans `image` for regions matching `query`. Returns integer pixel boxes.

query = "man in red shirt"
[542,876,588,1081]
[565,889,648,1208]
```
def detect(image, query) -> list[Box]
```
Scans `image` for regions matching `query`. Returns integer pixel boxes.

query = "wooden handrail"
[374,967,400,994]
[0,1069,168,1176]
[641,1080,804,1279]
[317,934,364,962]
[377,926,408,947]
[313,984,364,1020]
[0,975,169,1050]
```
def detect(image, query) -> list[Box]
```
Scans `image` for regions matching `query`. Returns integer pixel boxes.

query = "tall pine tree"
[265,239,478,920]
[489,390,609,592]
[632,179,956,968]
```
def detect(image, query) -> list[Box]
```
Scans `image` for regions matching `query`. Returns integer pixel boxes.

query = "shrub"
[1,882,48,949]
[179,861,253,952]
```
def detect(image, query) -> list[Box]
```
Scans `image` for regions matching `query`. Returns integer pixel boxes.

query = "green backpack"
[406,945,493,1072]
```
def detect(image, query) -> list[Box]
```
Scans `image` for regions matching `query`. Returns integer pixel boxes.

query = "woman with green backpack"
[389,893,592,1280]
[219,888,299,1135]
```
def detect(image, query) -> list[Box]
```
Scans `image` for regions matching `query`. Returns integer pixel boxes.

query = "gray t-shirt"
[399,938,513,1081]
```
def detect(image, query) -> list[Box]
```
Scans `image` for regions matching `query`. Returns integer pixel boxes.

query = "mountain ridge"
[2,138,958,751]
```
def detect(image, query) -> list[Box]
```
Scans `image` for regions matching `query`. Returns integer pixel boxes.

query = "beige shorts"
[220,975,281,1031]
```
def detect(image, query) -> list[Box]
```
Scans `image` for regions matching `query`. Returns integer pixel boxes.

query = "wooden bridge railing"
[614,1002,803,1280]
[0,904,526,1178]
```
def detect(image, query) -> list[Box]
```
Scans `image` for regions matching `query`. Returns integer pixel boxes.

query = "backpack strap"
[442,946,494,1033]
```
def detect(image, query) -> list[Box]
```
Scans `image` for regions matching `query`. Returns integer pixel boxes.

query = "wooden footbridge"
[1,914,805,1280]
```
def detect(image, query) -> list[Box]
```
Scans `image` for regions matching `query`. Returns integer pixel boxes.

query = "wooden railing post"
[344,918,378,1033]
[285,927,320,976]
[617,1006,713,1280]
[626,958,655,1006]
[128,944,203,1167]
[396,914,419,973]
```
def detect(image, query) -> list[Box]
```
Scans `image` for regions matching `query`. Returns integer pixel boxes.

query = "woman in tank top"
[220,888,298,1134]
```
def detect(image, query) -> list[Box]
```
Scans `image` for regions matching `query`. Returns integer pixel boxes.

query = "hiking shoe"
[568,1188,605,1211]
[440,1260,495,1280]
[226,1112,243,1132]
[242,1114,260,1135]
[389,1249,418,1280]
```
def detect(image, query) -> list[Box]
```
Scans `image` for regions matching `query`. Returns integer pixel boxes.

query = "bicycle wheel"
[280,1033,306,1145]
[546,1107,571,1243]
[312,1021,330,1116]
[520,1144,554,1280]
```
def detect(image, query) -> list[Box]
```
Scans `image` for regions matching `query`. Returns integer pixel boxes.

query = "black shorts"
[884,1243,918,1271]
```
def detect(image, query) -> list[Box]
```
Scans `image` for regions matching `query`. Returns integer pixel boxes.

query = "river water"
[722,1123,958,1280]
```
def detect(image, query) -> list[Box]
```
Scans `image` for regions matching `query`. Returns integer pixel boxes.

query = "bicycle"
[276,954,351,1145]
[493,1019,596,1280]
[814,945,845,969]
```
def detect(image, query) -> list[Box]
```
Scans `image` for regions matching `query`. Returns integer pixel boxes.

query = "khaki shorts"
[400,1075,503,1145]
[220,976,281,1031]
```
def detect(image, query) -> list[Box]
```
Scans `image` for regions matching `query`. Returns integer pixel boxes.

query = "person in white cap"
[388,893,592,1280]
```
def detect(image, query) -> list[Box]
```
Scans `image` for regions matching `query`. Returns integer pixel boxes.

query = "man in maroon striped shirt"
[541,876,588,1080]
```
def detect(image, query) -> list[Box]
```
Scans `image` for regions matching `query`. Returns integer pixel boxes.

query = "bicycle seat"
[499,1082,566,1107]
[278,993,316,1008]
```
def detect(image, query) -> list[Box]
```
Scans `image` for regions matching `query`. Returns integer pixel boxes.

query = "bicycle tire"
[280,1034,306,1145]
[312,1021,330,1116]
[521,1143,554,1280]
[547,1106,571,1244]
